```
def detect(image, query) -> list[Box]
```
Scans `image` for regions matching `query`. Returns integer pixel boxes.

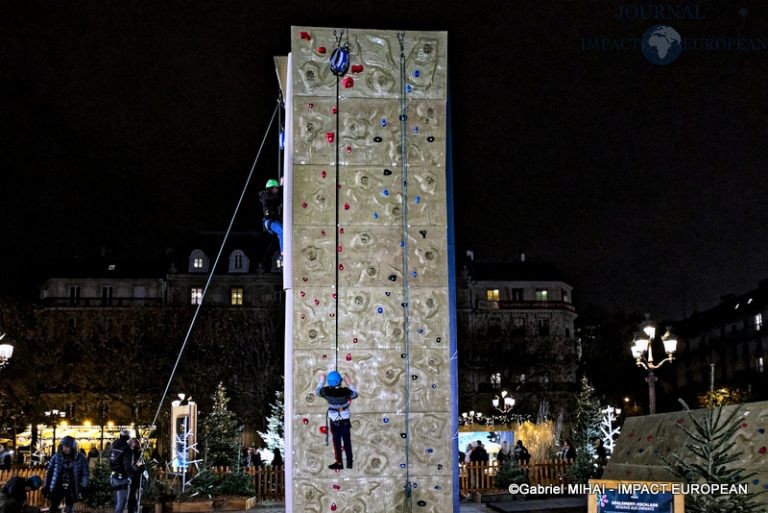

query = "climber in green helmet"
[259,178,283,267]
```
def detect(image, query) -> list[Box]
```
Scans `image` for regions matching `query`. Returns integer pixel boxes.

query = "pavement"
[244,497,587,512]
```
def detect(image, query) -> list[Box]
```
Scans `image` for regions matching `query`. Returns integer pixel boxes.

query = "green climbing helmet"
[265,179,279,188]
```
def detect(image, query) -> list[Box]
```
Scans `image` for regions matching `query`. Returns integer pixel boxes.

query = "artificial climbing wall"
[283,27,455,512]
[604,401,768,505]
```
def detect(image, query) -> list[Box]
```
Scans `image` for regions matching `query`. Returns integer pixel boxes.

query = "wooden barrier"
[459,459,574,496]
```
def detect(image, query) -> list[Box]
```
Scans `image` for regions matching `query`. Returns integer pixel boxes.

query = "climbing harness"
[397,31,414,513]
[145,102,280,448]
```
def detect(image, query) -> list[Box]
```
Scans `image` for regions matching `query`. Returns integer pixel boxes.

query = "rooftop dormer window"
[189,249,209,273]
[228,250,250,273]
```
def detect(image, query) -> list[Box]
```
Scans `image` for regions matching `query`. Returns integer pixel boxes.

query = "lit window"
[231,287,244,306]
[756,313,763,331]
[486,289,500,302]
[758,357,764,373]
[191,288,203,305]
[535,289,548,301]
[194,258,204,269]
[189,250,208,272]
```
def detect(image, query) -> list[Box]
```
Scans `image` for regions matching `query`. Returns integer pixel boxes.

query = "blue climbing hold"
[406,84,412,93]
[759,428,766,434]
[426,448,433,454]
[329,46,350,76]
[413,126,419,134]
[377,306,383,314]
[400,241,405,247]
[383,417,389,423]
[417,328,424,334]
[412,271,417,278]
[415,195,421,204]
[400,463,406,468]
[373,212,379,219]
[383,189,389,196]
[381,118,387,127]
[431,384,437,388]
[753,479,760,485]
[414,69,420,78]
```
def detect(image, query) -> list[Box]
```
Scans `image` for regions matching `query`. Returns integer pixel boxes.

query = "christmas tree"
[201,382,243,468]
[257,386,284,454]
[566,377,602,484]
[664,405,762,513]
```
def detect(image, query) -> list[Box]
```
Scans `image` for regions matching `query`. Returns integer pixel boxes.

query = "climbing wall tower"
[280,27,457,512]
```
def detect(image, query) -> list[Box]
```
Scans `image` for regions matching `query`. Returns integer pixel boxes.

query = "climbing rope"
[144,102,280,448]
[397,31,414,513]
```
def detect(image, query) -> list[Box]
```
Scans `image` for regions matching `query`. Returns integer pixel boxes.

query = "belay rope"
[325,28,348,448]
[397,31,414,513]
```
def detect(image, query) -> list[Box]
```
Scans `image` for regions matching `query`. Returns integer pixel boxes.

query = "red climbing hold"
[342,76,354,88]
[308,102,314,109]
[351,64,364,73]
[321,230,327,237]
[345,353,352,361]
[332,293,337,299]
[759,446,767,455]
[353,337,358,343]
[330,504,337,512]
[326,132,335,144]
[339,228,345,234]
[345,145,352,153]
[317,47,326,54]
[332,484,341,490]
[319,426,328,434]
[314,298,320,305]
[338,245,343,253]
[302,418,309,425]
[301,201,308,208]
[338,264,344,271]
[742,422,748,429]
[300,291,306,297]
[300,31,311,41]
[321,170,327,178]
[343,203,350,210]
[331,105,337,114]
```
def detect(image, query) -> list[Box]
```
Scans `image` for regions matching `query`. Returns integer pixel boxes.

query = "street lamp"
[491,390,515,413]
[0,332,14,368]
[630,317,678,414]
[460,411,484,426]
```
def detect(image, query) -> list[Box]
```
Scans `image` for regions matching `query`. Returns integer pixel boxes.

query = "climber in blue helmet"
[259,178,284,268]
[316,371,358,470]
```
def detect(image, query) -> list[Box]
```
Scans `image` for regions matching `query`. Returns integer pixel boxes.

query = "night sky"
[2,1,767,319]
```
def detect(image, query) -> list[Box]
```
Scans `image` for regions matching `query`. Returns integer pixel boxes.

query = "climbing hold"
[401,302,407,307]
[338,264,344,271]
[413,482,418,488]
[352,337,358,343]
[417,500,427,507]
[383,168,392,176]
[400,433,407,438]
[743,422,749,429]
[329,313,335,318]
[414,69,421,77]
[302,418,309,425]
[345,353,352,361]
[300,291,306,297]
[342,76,354,88]
[351,64,364,73]
[388,275,397,281]
[323,354,328,359]
[385,291,391,296]
[383,417,389,423]
[413,126,419,134]
[399,114,407,121]
[345,145,352,153]
[759,428,766,434]
[301,201,308,208]
[412,375,418,380]
[400,463,406,468]
[436,337,441,342]
[314,298,320,305]
[401,353,407,358]
[426,448,433,454]
[400,241,405,247]
[332,293,337,299]
[381,118,387,127]
[300,31,311,40]
[317,46,326,54]
[412,271,417,278]
[332,483,341,490]
[319,426,328,434]
[759,447,767,455]
[337,245,343,253]
[417,328,424,334]
[329,45,349,76]
[377,307,383,314]
[437,465,443,470]
[415,195,421,204]
[373,136,383,143]
[339,227,344,234]
[419,230,427,238]
[406,84,412,93]
[325,132,335,144]
[373,212,379,220]
[383,189,389,196]
[321,170,327,178]
[321,230,326,237]
[427,136,435,142]
[300,314,305,319]
[330,503,337,511]
[343,202,350,210]
[331,105,337,114]
[431,384,437,388]
[435,485,441,490]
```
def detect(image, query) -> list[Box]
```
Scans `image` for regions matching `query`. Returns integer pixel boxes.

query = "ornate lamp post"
[630,317,678,414]
[44,409,67,454]
[491,390,515,413]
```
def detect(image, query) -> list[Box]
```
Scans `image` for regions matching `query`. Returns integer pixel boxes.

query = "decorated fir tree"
[257,386,285,454]
[201,382,243,468]
[664,405,762,513]
[566,376,602,484]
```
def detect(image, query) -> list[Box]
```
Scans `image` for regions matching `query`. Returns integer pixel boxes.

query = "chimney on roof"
[520,253,526,262]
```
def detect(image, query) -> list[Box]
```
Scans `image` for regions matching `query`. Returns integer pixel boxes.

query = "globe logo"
[641,25,682,65]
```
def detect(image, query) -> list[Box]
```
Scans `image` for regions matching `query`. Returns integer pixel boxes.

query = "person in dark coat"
[559,439,576,461]
[259,178,283,264]
[43,436,89,513]
[127,438,146,513]
[469,440,489,463]
[0,475,42,513]
[513,440,531,465]
[109,430,134,513]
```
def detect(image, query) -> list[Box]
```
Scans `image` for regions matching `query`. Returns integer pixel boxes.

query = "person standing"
[259,178,283,266]
[109,430,134,513]
[513,440,531,465]
[316,371,358,470]
[0,445,11,470]
[496,441,512,465]
[43,436,89,513]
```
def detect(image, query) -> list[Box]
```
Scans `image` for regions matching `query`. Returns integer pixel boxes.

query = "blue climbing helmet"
[26,475,43,491]
[327,371,342,387]
[329,45,350,76]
